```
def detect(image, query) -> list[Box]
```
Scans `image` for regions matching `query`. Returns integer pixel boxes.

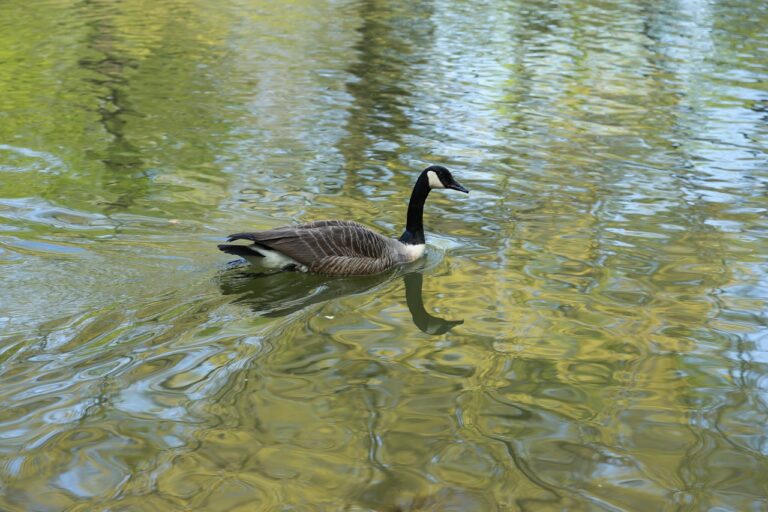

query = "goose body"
[218,165,468,276]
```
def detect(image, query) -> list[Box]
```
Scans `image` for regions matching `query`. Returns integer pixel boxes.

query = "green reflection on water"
[1,0,767,510]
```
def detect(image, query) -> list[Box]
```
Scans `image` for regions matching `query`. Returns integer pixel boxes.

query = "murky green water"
[1,0,767,510]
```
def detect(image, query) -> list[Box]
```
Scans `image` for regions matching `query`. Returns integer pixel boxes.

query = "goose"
[217,165,468,276]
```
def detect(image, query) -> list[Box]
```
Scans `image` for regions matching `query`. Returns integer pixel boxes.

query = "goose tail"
[217,244,264,259]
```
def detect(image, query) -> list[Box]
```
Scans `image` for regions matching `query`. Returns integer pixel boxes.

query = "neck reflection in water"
[217,264,463,335]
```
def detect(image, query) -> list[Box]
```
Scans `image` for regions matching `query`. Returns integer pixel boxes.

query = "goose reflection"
[402,272,463,334]
[217,265,463,335]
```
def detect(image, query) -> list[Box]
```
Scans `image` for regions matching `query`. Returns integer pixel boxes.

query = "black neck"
[398,173,430,245]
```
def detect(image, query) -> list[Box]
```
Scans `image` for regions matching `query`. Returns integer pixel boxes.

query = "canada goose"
[218,165,468,276]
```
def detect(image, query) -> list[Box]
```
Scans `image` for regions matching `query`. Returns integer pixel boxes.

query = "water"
[1,0,767,510]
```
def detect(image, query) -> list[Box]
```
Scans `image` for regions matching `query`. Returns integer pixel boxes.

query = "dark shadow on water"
[217,264,463,335]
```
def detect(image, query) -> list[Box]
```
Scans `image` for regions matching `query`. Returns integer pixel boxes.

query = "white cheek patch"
[427,170,444,189]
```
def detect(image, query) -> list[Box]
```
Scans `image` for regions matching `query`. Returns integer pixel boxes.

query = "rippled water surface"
[1,0,767,510]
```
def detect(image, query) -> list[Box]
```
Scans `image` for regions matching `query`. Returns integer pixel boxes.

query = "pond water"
[1,0,767,510]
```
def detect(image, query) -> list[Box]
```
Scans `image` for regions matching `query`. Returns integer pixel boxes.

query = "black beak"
[448,180,469,194]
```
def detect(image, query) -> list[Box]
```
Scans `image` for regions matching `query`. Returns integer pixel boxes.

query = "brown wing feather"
[310,255,398,276]
[228,221,404,275]
[294,220,368,229]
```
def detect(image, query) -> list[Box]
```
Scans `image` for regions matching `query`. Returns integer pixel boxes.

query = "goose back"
[227,220,410,276]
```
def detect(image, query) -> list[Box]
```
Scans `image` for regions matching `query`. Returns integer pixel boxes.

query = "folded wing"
[226,220,404,276]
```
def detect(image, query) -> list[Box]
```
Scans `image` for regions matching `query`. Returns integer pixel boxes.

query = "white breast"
[402,243,426,261]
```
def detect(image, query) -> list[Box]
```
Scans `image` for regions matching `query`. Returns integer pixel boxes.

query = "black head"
[422,165,469,193]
